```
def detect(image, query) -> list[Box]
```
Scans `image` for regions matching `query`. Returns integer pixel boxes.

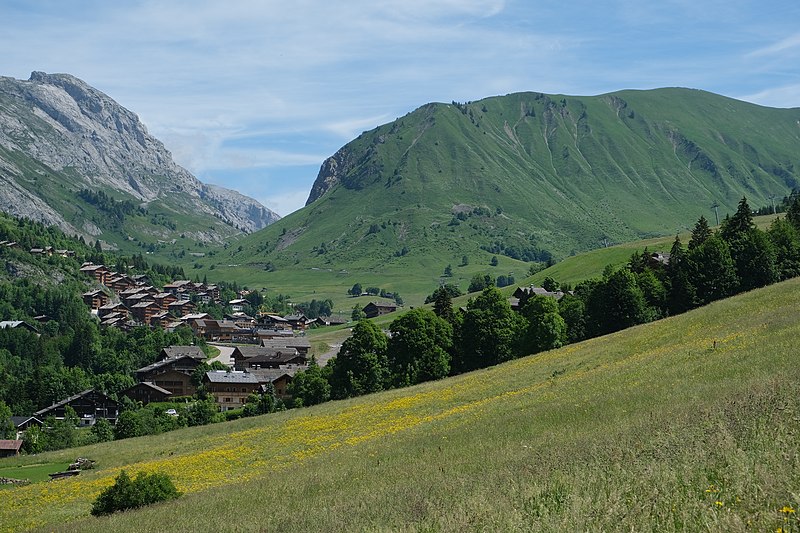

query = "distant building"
[203,371,260,411]
[0,440,23,458]
[121,382,173,405]
[34,389,120,426]
[363,302,399,318]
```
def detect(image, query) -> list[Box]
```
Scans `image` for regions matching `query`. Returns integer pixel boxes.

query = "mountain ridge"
[0,71,279,246]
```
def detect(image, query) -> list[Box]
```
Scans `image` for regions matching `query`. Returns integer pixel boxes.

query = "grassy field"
[1,278,799,531]
[0,462,69,487]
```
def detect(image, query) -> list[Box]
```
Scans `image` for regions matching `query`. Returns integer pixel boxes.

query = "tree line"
[289,196,800,407]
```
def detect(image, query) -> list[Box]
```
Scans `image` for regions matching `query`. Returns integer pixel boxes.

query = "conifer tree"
[688,216,712,250]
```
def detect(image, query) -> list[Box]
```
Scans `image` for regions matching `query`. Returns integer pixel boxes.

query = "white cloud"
[260,189,312,217]
[746,33,800,58]
[739,84,800,109]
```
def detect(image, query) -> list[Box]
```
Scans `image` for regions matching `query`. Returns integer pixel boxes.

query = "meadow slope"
[1,278,799,531]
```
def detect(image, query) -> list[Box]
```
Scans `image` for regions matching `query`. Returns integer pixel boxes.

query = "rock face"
[0,71,279,241]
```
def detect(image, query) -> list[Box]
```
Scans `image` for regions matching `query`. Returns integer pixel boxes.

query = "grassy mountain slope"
[201,89,800,305]
[4,277,799,531]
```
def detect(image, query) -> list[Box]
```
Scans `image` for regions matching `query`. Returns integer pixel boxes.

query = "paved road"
[208,344,234,367]
[316,344,341,366]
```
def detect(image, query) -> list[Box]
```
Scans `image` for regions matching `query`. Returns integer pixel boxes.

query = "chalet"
[131,301,161,324]
[261,337,311,357]
[284,314,310,330]
[258,314,291,330]
[0,440,23,458]
[229,298,248,313]
[150,311,171,327]
[249,368,297,399]
[202,371,260,411]
[135,355,203,396]
[649,251,671,267]
[158,345,206,362]
[123,291,154,308]
[100,315,126,328]
[163,280,193,295]
[255,328,294,342]
[121,382,173,405]
[79,264,110,284]
[98,302,126,318]
[10,416,43,438]
[363,302,399,318]
[319,315,348,326]
[34,389,120,426]
[55,249,75,258]
[205,285,220,301]
[226,312,256,329]
[154,292,178,311]
[231,345,306,370]
[509,286,565,311]
[108,275,136,292]
[201,319,250,342]
[168,300,195,317]
[82,289,109,310]
[0,320,39,334]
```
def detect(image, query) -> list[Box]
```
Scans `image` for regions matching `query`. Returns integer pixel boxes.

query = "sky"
[2,0,800,216]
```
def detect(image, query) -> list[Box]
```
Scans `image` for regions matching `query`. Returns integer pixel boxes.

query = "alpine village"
[1,61,800,531]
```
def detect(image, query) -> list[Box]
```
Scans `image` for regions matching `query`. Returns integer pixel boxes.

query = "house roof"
[161,345,205,361]
[0,440,23,451]
[123,382,173,396]
[261,337,311,349]
[135,354,201,374]
[34,389,119,417]
[203,371,259,384]
[10,416,42,428]
[0,320,38,333]
[249,368,297,384]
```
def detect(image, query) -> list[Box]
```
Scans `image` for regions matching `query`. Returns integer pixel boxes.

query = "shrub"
[91,470,181,516]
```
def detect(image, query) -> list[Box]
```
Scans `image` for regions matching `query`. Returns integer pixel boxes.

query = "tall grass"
[2,278,798,531]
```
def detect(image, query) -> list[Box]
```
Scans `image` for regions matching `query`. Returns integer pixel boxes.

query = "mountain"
[215,89,800,297]
[0,71,279,249]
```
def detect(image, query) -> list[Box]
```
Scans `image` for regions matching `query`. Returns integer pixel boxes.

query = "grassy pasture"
[1,277,798,531]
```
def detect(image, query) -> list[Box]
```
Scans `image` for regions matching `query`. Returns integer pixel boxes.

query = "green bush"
[91,470,181,516]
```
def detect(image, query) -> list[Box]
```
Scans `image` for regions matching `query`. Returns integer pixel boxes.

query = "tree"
[91,417,114,443]
[91,470,181,516]
[351,304,366,322]
[666,236,696,315]
[558,294,586,344]
[114,410,144,440]
[0,400,14,439]
[584,268,652,336]
[720,197,755,242]
[490,255,499,266]
[460,255,469,266]
[768,217,800,280]
[688,216,713,250]
[455,287,525,373]
[329,320,388,399]
[727,228,778,291]
[467,273,494,293]
[541,276,560,292]
[430,285,455,322]
[443,264,453,277]
[688,235,738,305]
[387,308,453,387]
[348,283,363,296]
[287,359,331,407]
[519,295,566,355]
[183,399,220,426]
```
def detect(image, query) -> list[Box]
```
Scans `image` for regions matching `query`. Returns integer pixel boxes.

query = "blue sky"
[2,0,800,216]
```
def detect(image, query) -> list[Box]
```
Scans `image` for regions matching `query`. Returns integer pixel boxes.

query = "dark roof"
[34,389,119,417]
[123,382,173,396]
[10,415,42,428]
[246,351,303,364]
[0,320,39,333]
[161,345,205,361]
[261,337,311,349]
[249,368,298,384]
[204,371,259,384]
[135,354,201,374]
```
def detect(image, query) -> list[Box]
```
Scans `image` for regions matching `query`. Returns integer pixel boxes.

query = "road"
[208,344,234,367]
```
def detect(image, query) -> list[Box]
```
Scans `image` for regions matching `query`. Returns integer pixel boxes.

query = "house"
[34,389,120,426]
[261,337,311,357]
[154,292,178,311]
[120,382,173,405]
[163,280,193,295]
[131,301,161,324]
[231,345,306,370]
[122,291,154,309]
[10,416,43,439]
[150,311,171,327]
[225,312,256,329]
[135,355,203,396]
[0,320,39,334]
[229,298,248,313]
[0,440,23,458]
[168,300,195,317]
[258,314,291,330]
[158,345,206,362]
[509,286,565,311]
[249,368,297,399]
[82,289,109,310]
[284,314,310,330]
[98,302,126,319]
[319,315,348,326]
[202,371,260,411]
[201,319,250,342]
[255,328,295,342]
[363,302,399,318]
[79,263,110,284]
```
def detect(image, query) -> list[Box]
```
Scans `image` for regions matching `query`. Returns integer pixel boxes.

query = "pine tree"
[688,216,712,250]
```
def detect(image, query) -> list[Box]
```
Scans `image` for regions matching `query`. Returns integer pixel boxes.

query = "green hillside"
[196,89,800,306]
[3,277,799,531]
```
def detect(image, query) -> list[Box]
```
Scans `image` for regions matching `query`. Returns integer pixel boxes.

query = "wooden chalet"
[131,301,160,324]
[202,371,260,411]
[258,314,291,330]
[34,389,120,426]
[135,355,203,397]
[82,289,109,310]
[98,302,126,319]
[0,440,23,458]
[153,292,178,311]
[363,302,399,318]
[121,382,173,405]
[229,298,248,313]
[250,368,297,400]
[261,337,311,357]
[509,286,565,311]
[163,280,193,295]
[255,328,294,342]
[0,320,39,334]
[79,263,110,284]
[232,345,306,371]
[284,314,311,330]
[168,300,195,317]
[158,345,206,362]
